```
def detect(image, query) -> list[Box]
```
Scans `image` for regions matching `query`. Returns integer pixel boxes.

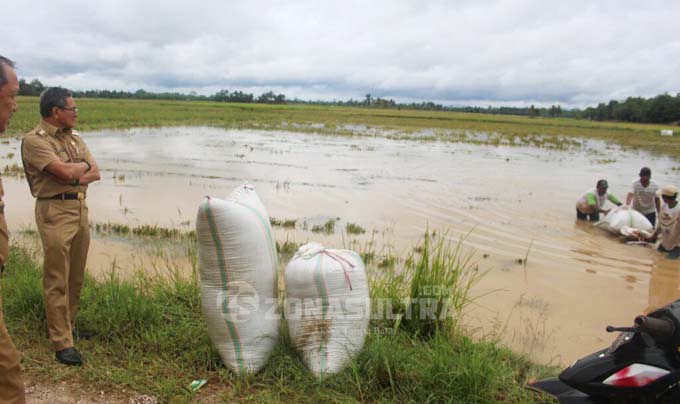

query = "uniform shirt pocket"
[56,148,70,162]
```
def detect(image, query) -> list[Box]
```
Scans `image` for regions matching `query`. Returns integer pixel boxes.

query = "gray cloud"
[2,0,679,107]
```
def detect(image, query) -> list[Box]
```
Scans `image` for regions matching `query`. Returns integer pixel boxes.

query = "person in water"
[576,179,622,221]
[645,185,680,259]
[625,167,660,227]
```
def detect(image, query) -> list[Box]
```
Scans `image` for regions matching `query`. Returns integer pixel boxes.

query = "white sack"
[285,242,370,377]
[596,206,654,235]
[196,184,279,374]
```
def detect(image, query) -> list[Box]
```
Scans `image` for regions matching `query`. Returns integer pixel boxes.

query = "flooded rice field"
[2,126,680,366]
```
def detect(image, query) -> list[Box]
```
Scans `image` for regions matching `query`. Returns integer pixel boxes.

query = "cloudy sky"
[2,1,679,107]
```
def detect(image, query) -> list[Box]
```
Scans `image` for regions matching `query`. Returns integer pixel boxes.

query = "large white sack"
[196,184,279,374]
[596,206,654,235]
[285,242,370,377]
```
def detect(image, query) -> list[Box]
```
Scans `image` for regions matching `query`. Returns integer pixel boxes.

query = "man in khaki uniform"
[0,55,25,403]
[21,87,100,366]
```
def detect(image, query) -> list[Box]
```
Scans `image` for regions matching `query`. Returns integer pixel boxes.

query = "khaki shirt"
[21,121,93,198]
[659,202,680,251]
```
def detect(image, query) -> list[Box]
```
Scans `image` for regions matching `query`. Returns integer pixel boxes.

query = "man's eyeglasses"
[60,107,78,113]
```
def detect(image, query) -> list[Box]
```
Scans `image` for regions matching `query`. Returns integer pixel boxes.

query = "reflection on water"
[2,126,680,365]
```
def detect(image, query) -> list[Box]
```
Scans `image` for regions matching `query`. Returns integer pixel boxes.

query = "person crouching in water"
[576,179,622,221]
[644,185,680,259]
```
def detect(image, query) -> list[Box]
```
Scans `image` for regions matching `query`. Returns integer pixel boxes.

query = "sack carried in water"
[596,206,653,235]
[196,183,279,374]
[285,242,370,378]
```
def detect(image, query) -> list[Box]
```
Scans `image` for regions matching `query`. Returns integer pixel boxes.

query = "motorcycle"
[527,299,680,403]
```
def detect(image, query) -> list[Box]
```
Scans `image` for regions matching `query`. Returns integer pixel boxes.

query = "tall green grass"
[0,235,554,403]
[401,232,483,338]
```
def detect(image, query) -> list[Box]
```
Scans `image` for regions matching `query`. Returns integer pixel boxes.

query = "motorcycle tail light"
[603,364,670,387]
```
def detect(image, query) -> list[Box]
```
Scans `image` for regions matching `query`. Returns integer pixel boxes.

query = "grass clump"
[132,224,180,238]
[3,163,24,177]
[360,251,375,264]
[276,239,301,258]
[345,222,366,235]
[270,217,297,228]
[93,222,196,240]
[311,219,336,234]
[371,231,485,339]
[94,222,131,236]
[0,233,553,403]
[403,233,483,338]
[377,255,397,269]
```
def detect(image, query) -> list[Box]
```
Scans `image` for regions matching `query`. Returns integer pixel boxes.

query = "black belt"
[39,192,86,201]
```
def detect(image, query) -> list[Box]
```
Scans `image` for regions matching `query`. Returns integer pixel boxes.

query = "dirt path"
[25,378,157,404]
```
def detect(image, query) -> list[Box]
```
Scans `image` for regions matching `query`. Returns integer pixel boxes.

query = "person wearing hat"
[625,167,660,227]
[644,185,680,259]
[576,179,622,221]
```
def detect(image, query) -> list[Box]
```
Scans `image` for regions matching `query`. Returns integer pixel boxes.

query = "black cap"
[639,167,651,177]
[597,179,608,188]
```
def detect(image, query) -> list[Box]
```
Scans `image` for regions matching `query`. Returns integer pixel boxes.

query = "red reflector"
[603,364,670,387]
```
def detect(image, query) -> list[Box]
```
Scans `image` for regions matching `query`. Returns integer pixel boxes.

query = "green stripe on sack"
[628,210,633,227]
[314,253,329,375]
[239,203,279,300]
[203,200,246,373]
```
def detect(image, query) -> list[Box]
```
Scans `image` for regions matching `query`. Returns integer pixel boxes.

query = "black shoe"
[56,347,83,366]
[72,327,94,340]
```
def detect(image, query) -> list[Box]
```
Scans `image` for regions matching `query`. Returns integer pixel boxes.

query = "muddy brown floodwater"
[2,126,680,366]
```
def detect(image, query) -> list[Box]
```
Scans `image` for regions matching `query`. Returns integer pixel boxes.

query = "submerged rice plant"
[93,222,196,240]
[270,217,298,228]
[345,222,366,235]
[311,219,336,234]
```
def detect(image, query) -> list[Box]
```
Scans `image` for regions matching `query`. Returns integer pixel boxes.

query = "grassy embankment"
[5,96,680,159]
[1,229,557,403]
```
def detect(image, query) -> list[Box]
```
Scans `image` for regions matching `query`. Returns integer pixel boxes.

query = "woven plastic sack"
[597,206,653,235]
[285,242,370,377]
[196,184,279,374]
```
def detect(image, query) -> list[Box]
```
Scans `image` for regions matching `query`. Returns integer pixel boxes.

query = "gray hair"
[0,55,16,88]
[40,87,73,118]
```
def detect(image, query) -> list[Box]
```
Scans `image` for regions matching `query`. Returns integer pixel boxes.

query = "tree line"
[17,79,680,124]
[579,93,680,124]
[18,79,287,104]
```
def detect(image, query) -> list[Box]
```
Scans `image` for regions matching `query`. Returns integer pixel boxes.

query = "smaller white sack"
[597,206,654,234]
[285,243,370,377]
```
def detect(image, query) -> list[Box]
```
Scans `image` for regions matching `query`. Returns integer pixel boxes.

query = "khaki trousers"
[35,199,90,351]
[0,214,26,404]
